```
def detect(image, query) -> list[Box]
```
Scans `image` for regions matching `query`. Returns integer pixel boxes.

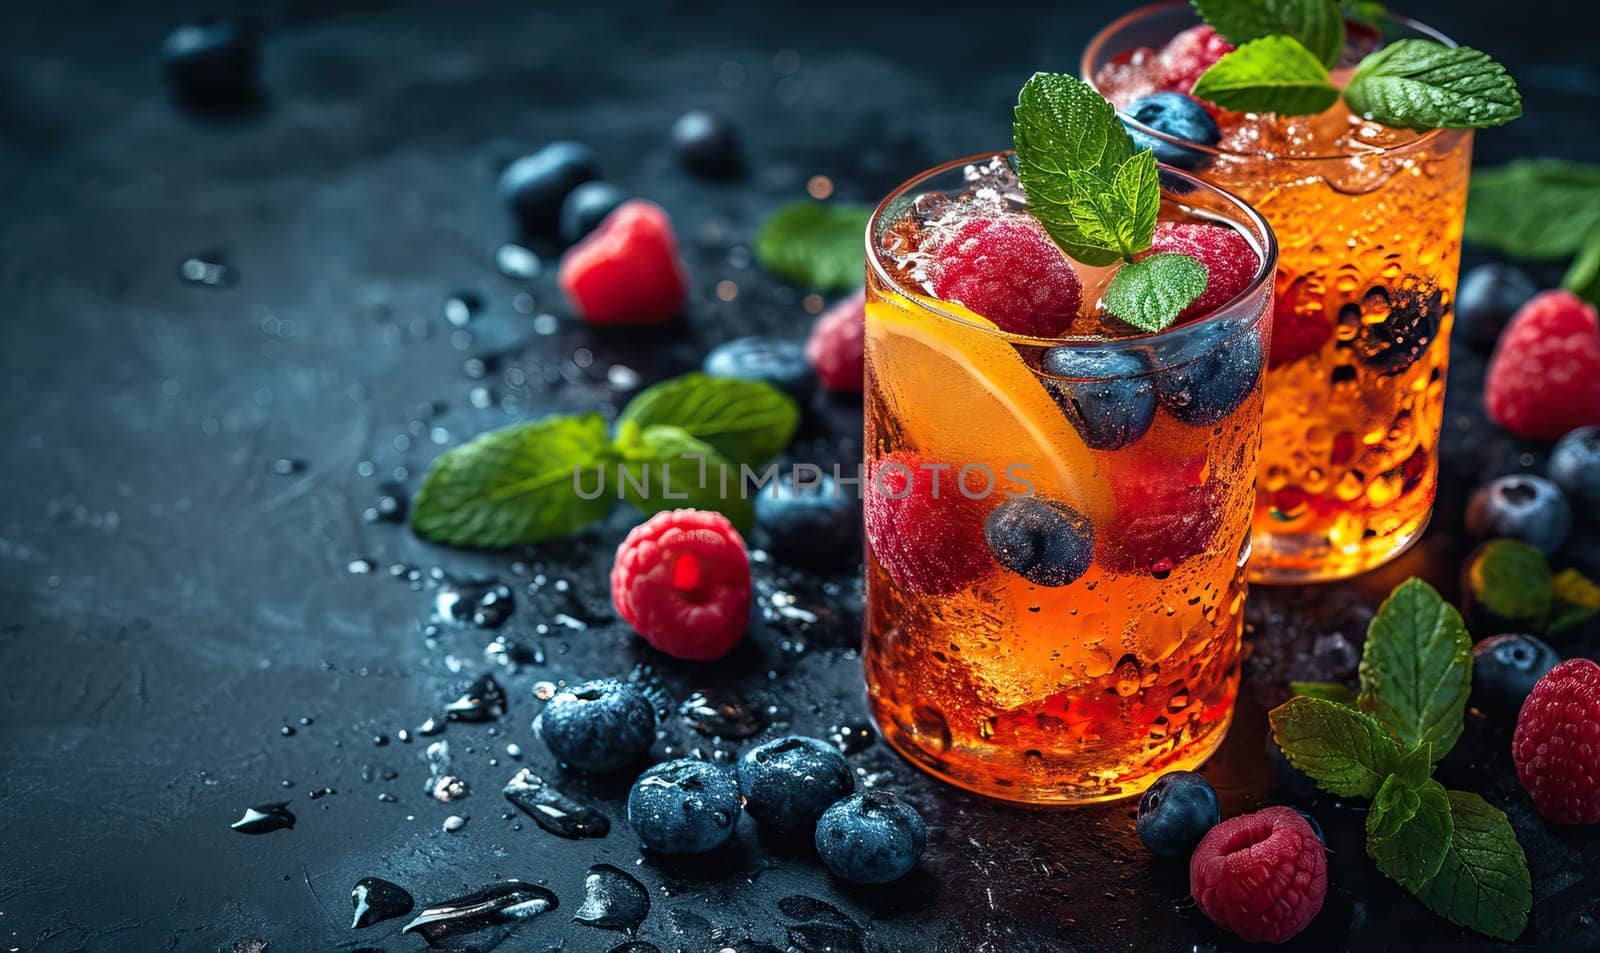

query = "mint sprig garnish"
[1191,35,1340,115]
[1342,40,1523,130]
[412,373,797,547]
[754,201,873,290]
[1192,0,1345,68]
[1466,160,1600,259]
[1269,577,1532,940]
[1013,73,1207,331]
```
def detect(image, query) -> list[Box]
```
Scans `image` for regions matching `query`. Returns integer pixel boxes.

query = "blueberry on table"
[814,791,926,884]
[754,472,860,562]
[160,18,259,109]
[498,141,600,236]
[1039,347,1157,450]
[984,498,1095,587]
[1123,93,1220,171]
[1465,474,1573,554]
[627,758,742,854]
[1472,633,1561,720]
[671,109,741,177]
[1151,319,1262,426]
[559,181,627,245]
[1549,426,1600,516]
[736,736,854,834]
[702,337,815,404]
[534,678,656,772]
[1458,263,1538,352]
[1135,770,1220,857]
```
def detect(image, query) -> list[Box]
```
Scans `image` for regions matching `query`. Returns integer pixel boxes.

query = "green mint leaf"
[1465,539,1553,631]
[1563,232,1600,307]
[1414,791,1531,941]
[753,201,872,290]
[1357,578,1471,761]
[1190,36,1340,116]
[1191,0,1345,68]
[1269,696,1404,798]
[1393,741,1434,788]
[1104,253,1208,332]
[1289,681,1357,706]
[1368,776,1453,891]
[411,413,615,549]
[1547,568,1600,634]
[1340,0,1386,28]
[1012,72,1141,266]
[1065,150,1161,261]
[615,424,754,531]
[616,373,799,468]
[1465,160,1600,260]
[1344,40,1522,130]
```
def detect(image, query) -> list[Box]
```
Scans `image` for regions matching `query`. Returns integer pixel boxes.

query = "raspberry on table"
[864,450,991,595]
[558,199,688,325]
[1137,222,1259,322]
[1189,806,1327,944]
[610,509,750,661]
[1485,290,1600,441]
[930,217,1083,338]
[1513,657,1600,825]
[806,289,866,392]
[1160,25,1234,96]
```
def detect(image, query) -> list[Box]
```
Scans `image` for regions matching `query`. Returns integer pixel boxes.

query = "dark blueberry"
[1458,263,1538,352]
[736,736,855,834]
[1354,278,1444,375]
[1465,474,1572,554]
[814,791,925,884]
[1266,735,1320,804]
[1472,634,1561,720]
[1549,426,1600,516]
[1294,809,1326,845]
[702,337,815,403]
[984,498,1095,587]
[498,141,600,236]
[1151,319,1262,426]
[1039,347,1156,449]
[1123,93,1220,171]
[753,472,860,562]
[626,758,743,854]
[351,877,414,929]
[535,678,656,772]
[1135,770,1220,857]
[1459,540,1552,636]
[559,181,628,245]
[160,18,259,109]
[671,109,741,177]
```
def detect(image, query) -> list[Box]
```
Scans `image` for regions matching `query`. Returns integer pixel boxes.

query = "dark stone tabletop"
[1,1,1596,951]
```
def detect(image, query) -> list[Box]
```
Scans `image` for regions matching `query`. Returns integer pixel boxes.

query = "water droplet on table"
[573,863,650,932]
[502,767,610,838]
[679,689,768,738]
[445,674,508,722]
[351,876,413,929]
[402,880,558,946]
[231,802,295,834]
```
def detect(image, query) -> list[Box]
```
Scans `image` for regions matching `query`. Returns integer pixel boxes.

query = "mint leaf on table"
[1564,232,1600,307]
[1466,539,1553,631]
[1289,680,1357,706]
[616,373,799,468]
[1548,567,1600,634]
[614,423,754,530]
[753,201,873,290]
[411,413,615,548]
[1191,36,1340,115]
[1357,578,1471,761]
[1191,0,1346,68]
[1270,696,1403,798]
[1414,791,1531,941]
[1104,252,1208,332]
[1466,160,1600,260]
[1344,40,1522,130]
[1368,776,1453,891]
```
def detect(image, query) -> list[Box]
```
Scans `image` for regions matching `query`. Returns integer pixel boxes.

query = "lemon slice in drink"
[865,288,1107,519]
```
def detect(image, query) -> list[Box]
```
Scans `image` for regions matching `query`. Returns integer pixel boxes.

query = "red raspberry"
[1190,806,1327,944]
[1161,25,1234,95]
[1485,290,1600,441]
[807,289,865,392]
[1098,452,1223,574]
[1269,271,1333,367]
[1136,222,1259,322]
[931,217,1082,337]
[611,509,750,661]
[864,451,991,595]
[1512,657,1600,824]
[559,199,688,325]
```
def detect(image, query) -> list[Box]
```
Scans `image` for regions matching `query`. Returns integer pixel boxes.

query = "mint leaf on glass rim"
[1466,160,1600,260]
[411,413,615,549]
[1065,150,1161,262]
[1191,35,1339,115]
[1103,252,1207,333]
[1357,577,1471,762]
[753,200,873,290]
[1367,776,1453,892]
[1344,40,1522,130]
[615,423,755,531]
[616,372,799,468]
[1269,695,1404,798]
[1191,0,1346,68]
[1414,791,1531,941]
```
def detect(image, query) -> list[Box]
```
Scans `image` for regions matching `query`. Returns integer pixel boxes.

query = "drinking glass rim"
[863,150,1278,353]
[1079,0,1458,162]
